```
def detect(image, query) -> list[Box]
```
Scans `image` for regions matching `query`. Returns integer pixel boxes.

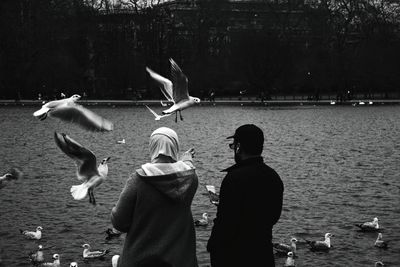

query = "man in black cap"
[207,124,284,267]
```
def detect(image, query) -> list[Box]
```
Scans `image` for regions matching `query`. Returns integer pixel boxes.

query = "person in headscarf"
[111,127,198,267]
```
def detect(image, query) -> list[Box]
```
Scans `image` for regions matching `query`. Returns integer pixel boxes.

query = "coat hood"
[136,161,196,202]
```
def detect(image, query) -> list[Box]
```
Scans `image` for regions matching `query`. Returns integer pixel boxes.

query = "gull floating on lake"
[0,167,23,189]
[29,245,44,265]
[70,262,78,267]
[205,185,219,206]
[54,132,110,205]
[374,233,388,249]
[33,94,113,132]
[82,243,109,260]
[284,251,296,267]
[105,227,122,240]
[355,217,380,232]
[194,213,209,226]
[117,138,126,144]
[305,233,333,251]
[20,226,43,240]
[38,253,60,267]
[145,105,172,121]
[112,255,120,267]
[146,58,200,122]
[273,237,298,256]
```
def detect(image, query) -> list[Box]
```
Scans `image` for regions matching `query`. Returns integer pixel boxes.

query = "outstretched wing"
[145,105,172,120]
[169,58,190,103]
[49,103,113,132]
[54,132,98,180]
[146,67,174,102]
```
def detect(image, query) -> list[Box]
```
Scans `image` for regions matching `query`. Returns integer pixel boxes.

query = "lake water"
[0,105,399,266]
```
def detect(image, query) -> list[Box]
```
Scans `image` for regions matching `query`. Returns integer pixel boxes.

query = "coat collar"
[221,156,264,172]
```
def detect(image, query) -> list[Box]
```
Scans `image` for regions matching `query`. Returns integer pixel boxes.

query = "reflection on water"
[0,105,399,266]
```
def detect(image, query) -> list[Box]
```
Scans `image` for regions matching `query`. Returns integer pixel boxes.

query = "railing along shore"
[1,98,400,107]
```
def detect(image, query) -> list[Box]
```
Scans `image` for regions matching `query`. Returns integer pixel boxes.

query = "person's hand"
[181,147,195,162]
[184,147,195,158]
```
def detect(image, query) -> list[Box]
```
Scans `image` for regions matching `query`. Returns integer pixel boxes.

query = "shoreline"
[1,99,400,107]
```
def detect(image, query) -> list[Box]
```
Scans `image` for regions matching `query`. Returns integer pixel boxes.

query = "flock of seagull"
[204,184,389,266]
[0,59,392,266]
[1,58,202,266]
[271,217,389,266]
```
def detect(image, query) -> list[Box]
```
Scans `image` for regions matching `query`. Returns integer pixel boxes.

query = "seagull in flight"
[146,58,200,122]
[145,105,172,121]
[54,132,110,205]
[33,94,113,132]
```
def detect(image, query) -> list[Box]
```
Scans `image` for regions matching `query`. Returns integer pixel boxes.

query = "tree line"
[0,0,399,100]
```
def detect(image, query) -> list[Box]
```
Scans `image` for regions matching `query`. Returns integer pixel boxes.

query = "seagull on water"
[105,227,122,240]
[374,233,388,249]
[117,138,126,144]
[70,262,78,267]
[305,233,333,251]
[284,251,296,267]
[146,58,200,122]
[29,244,44,265]
[205,185,219,206]
[273,237,298,256]
[355,217,380,232]
[20,226,43,240]
[54,132,110,205]
[145,105,172,121]
[82,243,109,260]
[33,94,113,132]
[38,253,60,267]
[112,255,120,267]
[0,168,23,189]
[194,213,209,226]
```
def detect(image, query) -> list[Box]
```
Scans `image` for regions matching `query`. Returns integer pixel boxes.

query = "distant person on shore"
[111,127,198,267]
[207,124,284,267]
[209,89,215,102]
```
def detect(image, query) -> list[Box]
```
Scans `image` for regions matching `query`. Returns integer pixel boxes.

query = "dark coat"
[207,156,284,267]
[111,164,198,267]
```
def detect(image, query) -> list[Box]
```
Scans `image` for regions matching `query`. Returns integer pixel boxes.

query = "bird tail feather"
[112,255,120,267]
[70,183,89,200]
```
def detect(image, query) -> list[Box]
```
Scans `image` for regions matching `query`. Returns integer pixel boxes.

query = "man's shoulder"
[226,162,282,184]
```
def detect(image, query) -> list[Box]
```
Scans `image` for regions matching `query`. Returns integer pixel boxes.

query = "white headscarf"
[149,127,179,162]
